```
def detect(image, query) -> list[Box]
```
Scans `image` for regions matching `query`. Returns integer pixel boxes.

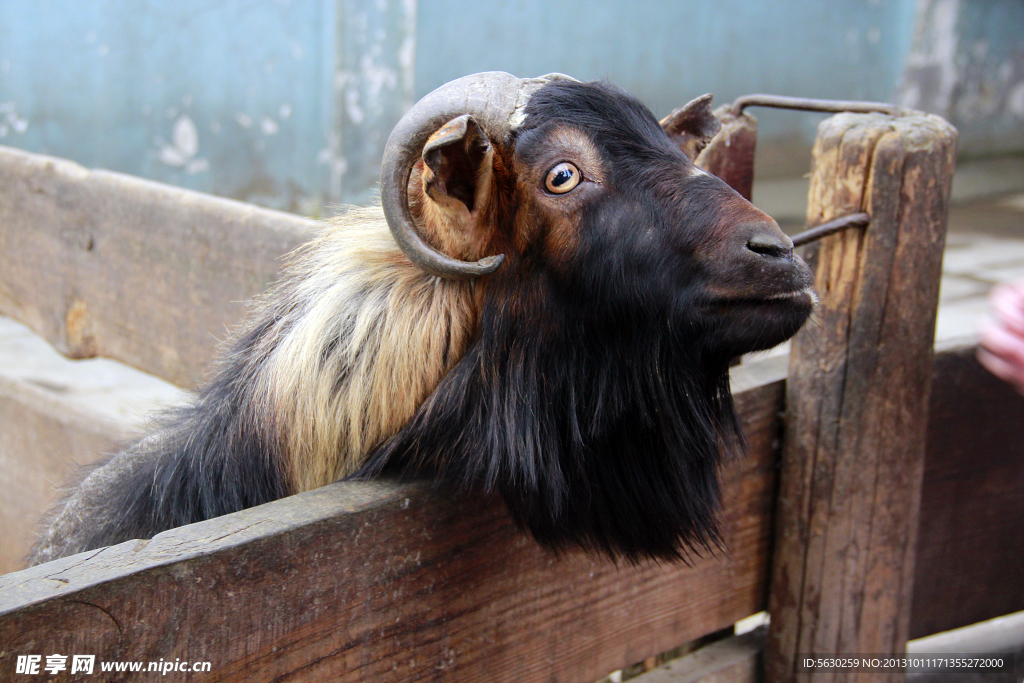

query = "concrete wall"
[1,0,1021,213]
[0,0,415,213]
[415,0,919,178]
[899,0,1024,158]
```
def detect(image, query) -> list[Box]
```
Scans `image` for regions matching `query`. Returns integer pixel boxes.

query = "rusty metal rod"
[791,212,871,247]
[731,94,901,117]
[724,93,886,247]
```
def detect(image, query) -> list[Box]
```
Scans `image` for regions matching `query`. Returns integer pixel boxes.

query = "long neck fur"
[357,265,739,561]
[258,206,479,492]
[31,206,477,563]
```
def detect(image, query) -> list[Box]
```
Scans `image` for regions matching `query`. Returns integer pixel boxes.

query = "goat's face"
[371,74,815,558]
[397,78,813,362]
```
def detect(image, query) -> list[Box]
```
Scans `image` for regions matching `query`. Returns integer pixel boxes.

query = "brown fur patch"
[704,192,775,252]
[257,206,480,493]
[407,158,500,263]
[512,126,607,265]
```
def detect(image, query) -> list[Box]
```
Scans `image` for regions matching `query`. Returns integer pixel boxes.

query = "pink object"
[978,280,1024,394]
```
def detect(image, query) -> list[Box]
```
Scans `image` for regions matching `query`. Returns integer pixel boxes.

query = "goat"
[31,72,813,565]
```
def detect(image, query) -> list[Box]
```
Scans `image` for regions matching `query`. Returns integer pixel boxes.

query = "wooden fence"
[0,107,1021,682]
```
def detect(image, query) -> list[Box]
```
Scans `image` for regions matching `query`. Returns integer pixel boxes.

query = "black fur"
[356,279,739,561]
[355,82,811,561]
[116,323,287,533]
[33,79,811,565]
[31,317,288,562]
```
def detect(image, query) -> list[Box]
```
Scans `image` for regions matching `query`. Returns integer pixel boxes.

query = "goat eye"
[544,162,581,194]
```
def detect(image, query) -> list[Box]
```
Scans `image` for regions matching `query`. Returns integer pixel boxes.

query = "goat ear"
[421,114,493,214]
[660,94,722,160]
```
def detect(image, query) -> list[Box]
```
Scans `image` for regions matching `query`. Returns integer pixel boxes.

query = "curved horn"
[381,71,578,279]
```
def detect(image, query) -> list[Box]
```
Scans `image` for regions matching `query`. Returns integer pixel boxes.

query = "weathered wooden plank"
[911,346,1024,638]
[1,336,1021,681]
[0,378,127,576]
[0,315,188,574]
[696,107,758,201]
[0,380,784,683]
[0,145,318,388]
[765,112,956,683]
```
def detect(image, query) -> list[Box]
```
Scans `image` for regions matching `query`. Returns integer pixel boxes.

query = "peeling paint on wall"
[1008,82,1024,119]
[332,0,417,205]
[158,115,197,165]
[157,115,208,174]
[899,0,1024,155]
[0,102,29,138]
[260,117,279,135]
[0,0,1018,214]
[899,0,960,112]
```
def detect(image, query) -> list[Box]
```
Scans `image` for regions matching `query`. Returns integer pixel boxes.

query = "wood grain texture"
[765,112,956,683]
[0,380,783,683]
[0,145,318,388]
[911,346,1024,638]
[1,344,1020,681]
[696,107,758,200]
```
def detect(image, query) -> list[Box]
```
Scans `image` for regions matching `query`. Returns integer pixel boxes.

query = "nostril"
[746,233,793,259]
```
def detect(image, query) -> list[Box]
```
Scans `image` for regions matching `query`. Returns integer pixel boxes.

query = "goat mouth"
[706,286,817,309]
[700,286,816,355]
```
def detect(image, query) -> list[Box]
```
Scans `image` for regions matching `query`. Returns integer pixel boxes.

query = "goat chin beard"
[354,300,744,562]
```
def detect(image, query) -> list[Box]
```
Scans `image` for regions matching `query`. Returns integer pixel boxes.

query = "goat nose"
[746,230,793,259]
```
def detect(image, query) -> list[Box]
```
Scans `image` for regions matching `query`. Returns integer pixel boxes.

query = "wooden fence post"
[764,112,956,682]
[696,107,758,201]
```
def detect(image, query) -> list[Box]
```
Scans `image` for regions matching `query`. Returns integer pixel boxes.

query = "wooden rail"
[0,146,317,389]
[0,379,784,682]
[1,343,1021,681]
[912,346,1024,638]
[766,112,957,682]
